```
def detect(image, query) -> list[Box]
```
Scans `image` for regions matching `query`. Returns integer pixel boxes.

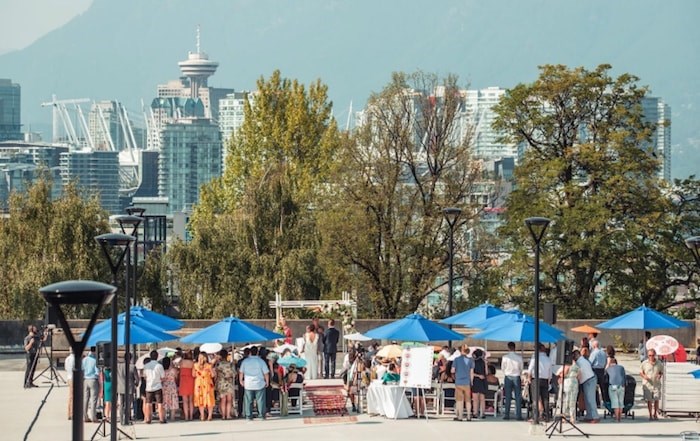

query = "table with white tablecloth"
[366,382,414,419]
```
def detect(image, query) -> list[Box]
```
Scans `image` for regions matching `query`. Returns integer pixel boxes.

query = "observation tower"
[178,26,218,99]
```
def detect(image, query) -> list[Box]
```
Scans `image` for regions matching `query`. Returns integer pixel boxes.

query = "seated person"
[285,364,305,407]
[381,363,401,384]
[485,364,500,412]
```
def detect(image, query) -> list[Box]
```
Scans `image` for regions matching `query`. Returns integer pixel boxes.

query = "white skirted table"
[366,382,414,419]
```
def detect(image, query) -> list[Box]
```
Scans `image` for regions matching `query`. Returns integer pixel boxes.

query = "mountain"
[1,0,698,179]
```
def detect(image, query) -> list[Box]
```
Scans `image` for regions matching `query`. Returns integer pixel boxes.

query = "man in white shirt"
[501,342,523,420]
[528,343,553,421]
[239,346,270,420]
[64,350,75,420]
[142,350,165,424]
[573,349,599,423]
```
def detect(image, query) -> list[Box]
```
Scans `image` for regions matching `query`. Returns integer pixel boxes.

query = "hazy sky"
[0,0,92,54]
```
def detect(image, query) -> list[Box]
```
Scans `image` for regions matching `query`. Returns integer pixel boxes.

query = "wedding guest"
[216,349,236,420]
[606,358,626,422]
[640,348,663,420]
[472,349,487,419]
[161,357,179,421]
[193,352,216,421]
[178,350,195,420]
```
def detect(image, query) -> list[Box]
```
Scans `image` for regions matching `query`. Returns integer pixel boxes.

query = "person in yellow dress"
[193,352,216,421]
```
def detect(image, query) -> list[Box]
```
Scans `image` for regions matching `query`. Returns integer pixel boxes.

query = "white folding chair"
[484,383,502,417]
[440,383,456,415]
[424,382,441,415]
[287,383,304,415]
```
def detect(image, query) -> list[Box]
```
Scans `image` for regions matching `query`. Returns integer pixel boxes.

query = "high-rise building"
[60,150,120,213]
[641,97,672,182]
[158,118,222,213]
[0,79,22,142]
[88,100,126,151]
[462,87,516,161]
[0,141,66,209]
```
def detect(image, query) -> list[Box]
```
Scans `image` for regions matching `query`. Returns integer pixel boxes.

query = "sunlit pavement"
[2,355,698,440]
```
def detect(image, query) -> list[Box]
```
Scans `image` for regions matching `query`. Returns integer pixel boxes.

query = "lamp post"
[95,233,134,440]
[443,207,462,347]
[40,280,115,441]
[525,216,550,426]
[124,207,145,306]
[686,236,700,266]
[112,214,143,426]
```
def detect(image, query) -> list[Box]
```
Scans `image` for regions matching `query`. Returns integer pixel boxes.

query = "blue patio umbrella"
[364,313,464,342]
[86,316,179,346]
[122,306,183,331]
[440,303,505,327]
[470,315,565,343]
[597,305,691,330]
[180,316,284,344]
[469,309,531,330]
[277,355,307,368]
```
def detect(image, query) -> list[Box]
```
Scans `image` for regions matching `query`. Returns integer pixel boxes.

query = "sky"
[0,0,92,54]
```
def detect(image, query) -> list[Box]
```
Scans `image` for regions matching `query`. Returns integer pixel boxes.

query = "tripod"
[90,368,134,441]
[32,328,65,386]
[90,418,134,441]
[546,365,588,438]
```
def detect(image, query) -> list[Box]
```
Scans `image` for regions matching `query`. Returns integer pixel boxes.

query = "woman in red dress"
[178,350,195,420]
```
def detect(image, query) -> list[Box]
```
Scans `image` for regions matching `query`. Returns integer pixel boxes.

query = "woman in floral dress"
[215,349,235,420]
[193,352,216,421]
[161,357,179,420]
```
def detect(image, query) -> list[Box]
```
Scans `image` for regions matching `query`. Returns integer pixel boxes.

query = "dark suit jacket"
[323,327,340,354]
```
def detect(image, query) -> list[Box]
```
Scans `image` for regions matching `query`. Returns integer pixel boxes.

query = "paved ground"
[2,354,698,441]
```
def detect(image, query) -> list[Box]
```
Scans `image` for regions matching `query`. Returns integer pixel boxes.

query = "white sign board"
[399,346,433,389]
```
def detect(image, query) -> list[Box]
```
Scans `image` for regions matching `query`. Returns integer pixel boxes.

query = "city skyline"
[0,0,697,179]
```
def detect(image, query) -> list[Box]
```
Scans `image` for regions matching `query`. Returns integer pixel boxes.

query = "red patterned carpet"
[304,383,348,416]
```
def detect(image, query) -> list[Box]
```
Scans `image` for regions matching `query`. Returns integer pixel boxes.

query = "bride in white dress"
[303,325,319,380]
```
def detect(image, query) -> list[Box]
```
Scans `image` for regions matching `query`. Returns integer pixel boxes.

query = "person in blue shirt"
[588,340,607,406]
[82,347,99,423]
[451,345,474,421]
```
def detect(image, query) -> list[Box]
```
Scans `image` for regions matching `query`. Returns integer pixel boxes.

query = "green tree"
[318,71,490,318]
[0,179,110,319]
[493,64,698,318]
[169,71,341,318]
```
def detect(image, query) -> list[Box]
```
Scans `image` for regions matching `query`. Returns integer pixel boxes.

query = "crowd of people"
[22,320,694,425]
[52,318,340,424]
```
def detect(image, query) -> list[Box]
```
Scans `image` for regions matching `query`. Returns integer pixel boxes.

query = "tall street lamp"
[95,233,134,440]
[113,214,143,425]
[443,207,462,347]
[525,216,550,426]
[124,207,145,305]
[686,236,700,266]
[40,280,115,441]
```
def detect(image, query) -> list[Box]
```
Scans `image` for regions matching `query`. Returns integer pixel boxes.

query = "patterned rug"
[304,384,348,416]
[303,415,358,425]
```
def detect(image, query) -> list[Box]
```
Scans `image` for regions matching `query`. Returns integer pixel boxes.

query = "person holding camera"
[23,325,45,388]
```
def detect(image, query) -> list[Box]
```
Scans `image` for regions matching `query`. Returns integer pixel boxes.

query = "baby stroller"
[603,375,636,419]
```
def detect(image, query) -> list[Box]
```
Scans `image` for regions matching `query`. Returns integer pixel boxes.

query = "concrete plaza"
[2,354,698,441]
